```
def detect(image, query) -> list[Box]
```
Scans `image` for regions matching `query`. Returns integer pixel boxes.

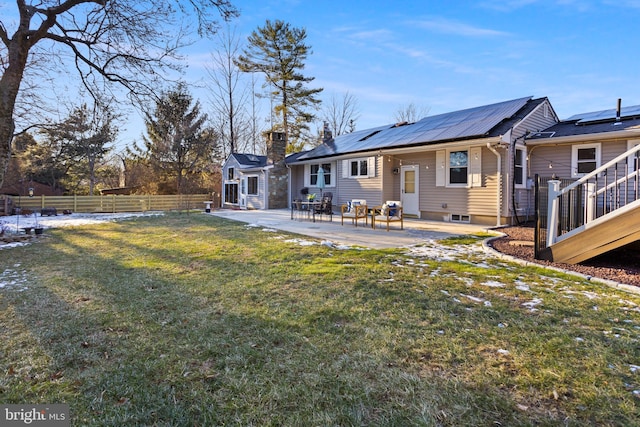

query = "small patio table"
[291,201,322,222]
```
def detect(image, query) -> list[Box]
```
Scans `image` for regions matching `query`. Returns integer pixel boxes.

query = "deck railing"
[545,144,640,247]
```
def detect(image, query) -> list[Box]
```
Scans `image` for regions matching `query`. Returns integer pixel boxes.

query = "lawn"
[0,212,638,426]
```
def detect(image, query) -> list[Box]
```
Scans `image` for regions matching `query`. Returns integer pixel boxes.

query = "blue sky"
[7,1,640,150]
[169,0,640,147]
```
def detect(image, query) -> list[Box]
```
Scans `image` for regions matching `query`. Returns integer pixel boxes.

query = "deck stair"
[543,144,640,264]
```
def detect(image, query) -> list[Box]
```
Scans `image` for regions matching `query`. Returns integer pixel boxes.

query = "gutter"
[486,142,503,227]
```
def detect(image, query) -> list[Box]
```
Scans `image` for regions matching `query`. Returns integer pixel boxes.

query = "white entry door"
[401,165,419,216]
[239,177,248,209]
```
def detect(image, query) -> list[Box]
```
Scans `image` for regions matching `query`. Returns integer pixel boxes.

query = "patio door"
[401,165,419,216]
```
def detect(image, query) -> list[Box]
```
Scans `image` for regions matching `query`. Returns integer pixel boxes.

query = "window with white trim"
[351,159,368,176]
[305,162,335,187]
[449,150,468,185]
[342,157,376,178]
[514,147,526,187]
[227,167,235,180]
[310,163,332,186]
[436,148,482,187]
[571,143,601,177]
[247,176,258,195]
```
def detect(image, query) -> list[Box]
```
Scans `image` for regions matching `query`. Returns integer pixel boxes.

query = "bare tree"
[322,91,360,136]
[393,102,431,124]
[0,0,238,188]
[206,25,251,158]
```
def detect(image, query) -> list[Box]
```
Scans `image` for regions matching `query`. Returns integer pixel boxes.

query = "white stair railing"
[547,144,640,245]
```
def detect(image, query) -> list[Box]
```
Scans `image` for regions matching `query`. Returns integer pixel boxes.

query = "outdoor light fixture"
[28,187,34,197]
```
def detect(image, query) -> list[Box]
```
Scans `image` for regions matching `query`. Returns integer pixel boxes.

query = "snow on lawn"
[0,212,164,250]
[1,211,163,232]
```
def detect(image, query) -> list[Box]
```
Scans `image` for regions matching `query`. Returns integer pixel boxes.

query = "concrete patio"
[211,208,496,249]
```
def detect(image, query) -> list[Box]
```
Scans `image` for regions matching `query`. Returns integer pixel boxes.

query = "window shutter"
[367,157,376,177]
[303,164,310,187]
[436,150,445,187]
[342,160,349,178]
[469,147,482,187]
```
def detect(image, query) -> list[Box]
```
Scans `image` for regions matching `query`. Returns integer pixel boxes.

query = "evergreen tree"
[236,19,322,152]
[136,84,216,194]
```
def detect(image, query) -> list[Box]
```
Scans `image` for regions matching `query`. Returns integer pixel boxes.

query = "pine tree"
[137,84,216,194]
[236,20,322,151]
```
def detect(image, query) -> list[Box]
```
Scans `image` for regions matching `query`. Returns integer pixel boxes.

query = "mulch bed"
[489,224,640,287]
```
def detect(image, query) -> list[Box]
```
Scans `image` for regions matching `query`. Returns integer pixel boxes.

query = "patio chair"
[371,201,403,231]
[314,195,333,221]
[341,199,368,227]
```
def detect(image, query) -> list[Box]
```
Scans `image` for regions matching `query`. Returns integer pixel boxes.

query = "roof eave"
[289,135,504,164]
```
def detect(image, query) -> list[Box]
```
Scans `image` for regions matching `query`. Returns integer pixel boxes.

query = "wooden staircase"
[544,199,640,264]
[542,145,640,264]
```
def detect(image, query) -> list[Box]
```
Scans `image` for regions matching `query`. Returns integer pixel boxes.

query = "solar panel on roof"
[567,104,640,124]
[297,97,532,160]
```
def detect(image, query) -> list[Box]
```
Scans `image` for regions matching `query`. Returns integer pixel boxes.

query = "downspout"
[486,143,502,227]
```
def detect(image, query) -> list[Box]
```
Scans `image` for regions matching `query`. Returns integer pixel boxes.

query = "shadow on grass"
[1,213,637,426]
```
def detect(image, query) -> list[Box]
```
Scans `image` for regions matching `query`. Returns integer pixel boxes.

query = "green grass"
[0,212,638,426]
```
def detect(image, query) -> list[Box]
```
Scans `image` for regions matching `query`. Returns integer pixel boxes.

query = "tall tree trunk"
[0,28,31,188]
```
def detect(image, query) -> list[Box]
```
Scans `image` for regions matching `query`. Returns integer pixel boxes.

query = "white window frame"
[514,146,527,188]
[342,157,376,179]
[447,149,469,187]
[227,167,235,180]
[304,162,336,187]
[436,148,482,188]
[247,175,259,195]
[571,143,601,177]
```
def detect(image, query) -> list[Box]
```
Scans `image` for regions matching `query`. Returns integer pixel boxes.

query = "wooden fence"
[2,194,213,215]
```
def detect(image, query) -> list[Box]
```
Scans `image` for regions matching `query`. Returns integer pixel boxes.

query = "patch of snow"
[0,267,30,291]
[2,212,163,233]
[480,280,506,288]
[1,212,165,251]
[522,298,543,311]
[460,293,484,303]
[284,238,316,247]
[458,277,474,287]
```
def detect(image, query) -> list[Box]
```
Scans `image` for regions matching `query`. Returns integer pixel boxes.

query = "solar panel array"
[299,97,532,160]
[567,104,640,124]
